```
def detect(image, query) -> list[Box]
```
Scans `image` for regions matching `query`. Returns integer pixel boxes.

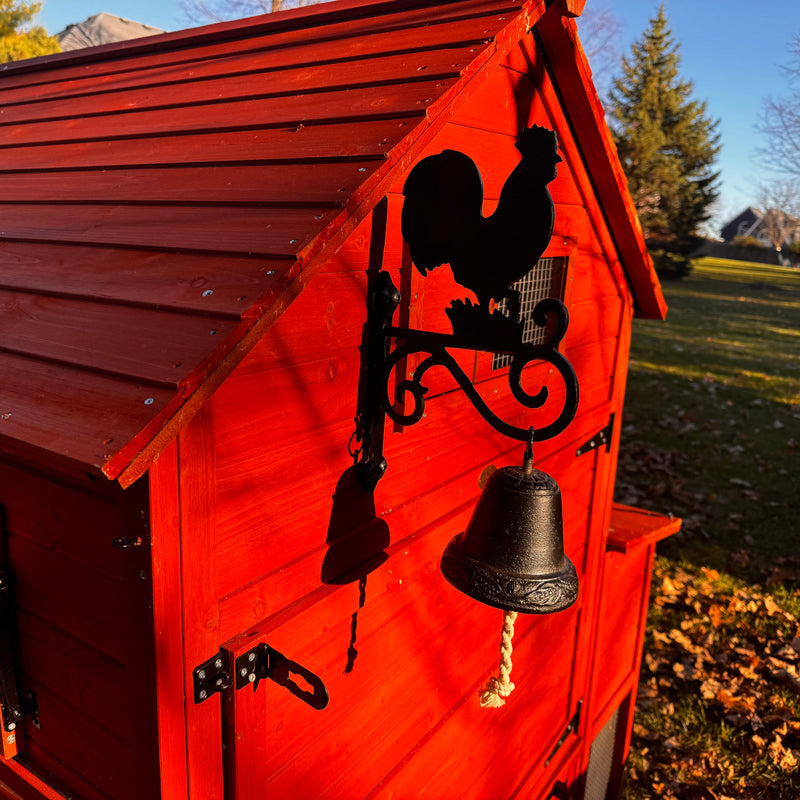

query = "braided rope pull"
[479,610,518,708]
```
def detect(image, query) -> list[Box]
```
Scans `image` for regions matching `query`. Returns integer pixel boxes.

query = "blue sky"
[33,0,800,233]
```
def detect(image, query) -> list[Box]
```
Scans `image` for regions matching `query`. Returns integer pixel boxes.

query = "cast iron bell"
[441,454,578,614]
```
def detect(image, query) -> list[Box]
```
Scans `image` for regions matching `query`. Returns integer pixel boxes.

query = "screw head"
[6,734,14,745]
[248,652,257,662]
[214,658,223,669]
[240,667,248,677]
[248,673,256,683]
[199,690,208,700]
[197,669,206,680]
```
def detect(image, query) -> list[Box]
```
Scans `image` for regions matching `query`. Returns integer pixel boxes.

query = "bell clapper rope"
[479,609,518,707]
[479,428,534,708]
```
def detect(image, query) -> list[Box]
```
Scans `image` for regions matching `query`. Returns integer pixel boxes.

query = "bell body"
[441,464,578,613]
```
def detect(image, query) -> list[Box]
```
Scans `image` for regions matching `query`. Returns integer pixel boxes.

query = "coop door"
[0,461,160,800]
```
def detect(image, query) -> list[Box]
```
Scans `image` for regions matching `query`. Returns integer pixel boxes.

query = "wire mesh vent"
[492,256,568,370]
[583,705,620,800]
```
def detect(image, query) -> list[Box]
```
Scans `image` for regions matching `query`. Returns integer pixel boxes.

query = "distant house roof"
[721,205,800,244]
[0,0,664,487]
[57,12,164,51]
[720,207,761,241]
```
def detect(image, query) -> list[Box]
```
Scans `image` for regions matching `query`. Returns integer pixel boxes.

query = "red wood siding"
[208,27,634,796]
[0,461,159,800]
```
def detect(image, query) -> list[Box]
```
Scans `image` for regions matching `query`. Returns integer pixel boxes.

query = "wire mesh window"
[492,256,569,369]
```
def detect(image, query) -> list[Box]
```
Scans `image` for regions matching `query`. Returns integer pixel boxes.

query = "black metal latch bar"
[576,413,615,457]
[235,643,329,711]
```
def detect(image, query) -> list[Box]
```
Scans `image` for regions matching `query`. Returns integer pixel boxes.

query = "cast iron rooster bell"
[440,437,578,614]
[356,125,579,508]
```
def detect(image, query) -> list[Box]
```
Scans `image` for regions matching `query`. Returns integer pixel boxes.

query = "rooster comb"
[515,125,559,154]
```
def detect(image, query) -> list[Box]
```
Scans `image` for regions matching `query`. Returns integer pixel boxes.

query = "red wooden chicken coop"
[0,0,680,798]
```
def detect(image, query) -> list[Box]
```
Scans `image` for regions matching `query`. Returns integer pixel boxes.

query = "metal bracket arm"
[357,273,579,488]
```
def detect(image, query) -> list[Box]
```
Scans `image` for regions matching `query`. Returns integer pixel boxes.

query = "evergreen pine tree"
[606,6,719,276]
[0,0,59,63]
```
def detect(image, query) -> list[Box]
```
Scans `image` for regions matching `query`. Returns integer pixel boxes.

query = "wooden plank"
[0,290,240,388]
[220,634,270,800]
[0,0,523,89]
[0,242,287,317]
[0,204,337,257]
[16,683,153,800]
[9,535,133,664]
[177,402,224,800]
[0,162,384,206]
[0,78,459,147]
[11,741,108,800]
[0,47,481,127]
[16,610,134,733]
[606,504,682,554]
[0,118,417,171]
[0,350,174,473]
[149,438,190,800]
[0,460,125,579]
[0,14,512,108]
[590,546,651,730]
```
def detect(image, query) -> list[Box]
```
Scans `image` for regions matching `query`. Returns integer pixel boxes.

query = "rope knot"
[479,610,518,708]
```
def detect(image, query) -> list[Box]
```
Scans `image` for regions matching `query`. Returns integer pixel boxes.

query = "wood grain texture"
[149,439,190,800]
[0,461,159,800]
[606,504,683,553]
[175,402,224,800]
[0,0,545,482]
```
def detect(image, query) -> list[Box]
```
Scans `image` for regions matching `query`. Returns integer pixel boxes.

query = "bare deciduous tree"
[180,0,323,25]
[758,34,800,178]
[575,1,623,97]
[755,179,800,252]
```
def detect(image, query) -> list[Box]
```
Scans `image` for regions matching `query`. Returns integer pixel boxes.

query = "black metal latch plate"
[193,651,233,704]
[576,414,615,457]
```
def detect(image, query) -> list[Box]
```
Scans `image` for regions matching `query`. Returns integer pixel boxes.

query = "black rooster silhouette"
[401,125,562,326]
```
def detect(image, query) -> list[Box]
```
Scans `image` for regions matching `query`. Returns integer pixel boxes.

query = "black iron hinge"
[545,700,582,766]
[576,413,615,457]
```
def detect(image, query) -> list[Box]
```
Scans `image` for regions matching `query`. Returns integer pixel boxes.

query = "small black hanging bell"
[440,445,578,614]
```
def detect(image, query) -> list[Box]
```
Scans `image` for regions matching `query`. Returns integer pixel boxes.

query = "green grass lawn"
[617,257,800,799]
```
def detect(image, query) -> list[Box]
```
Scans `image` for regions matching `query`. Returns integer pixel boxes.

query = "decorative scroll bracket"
[356,273,579,490]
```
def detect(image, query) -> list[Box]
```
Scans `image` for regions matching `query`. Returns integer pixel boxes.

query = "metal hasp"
[193,652,233,704]
[235,643,329,711]
[357,125,579,489]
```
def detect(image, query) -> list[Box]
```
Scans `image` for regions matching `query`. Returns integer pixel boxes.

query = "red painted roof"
[0,0,664,486]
